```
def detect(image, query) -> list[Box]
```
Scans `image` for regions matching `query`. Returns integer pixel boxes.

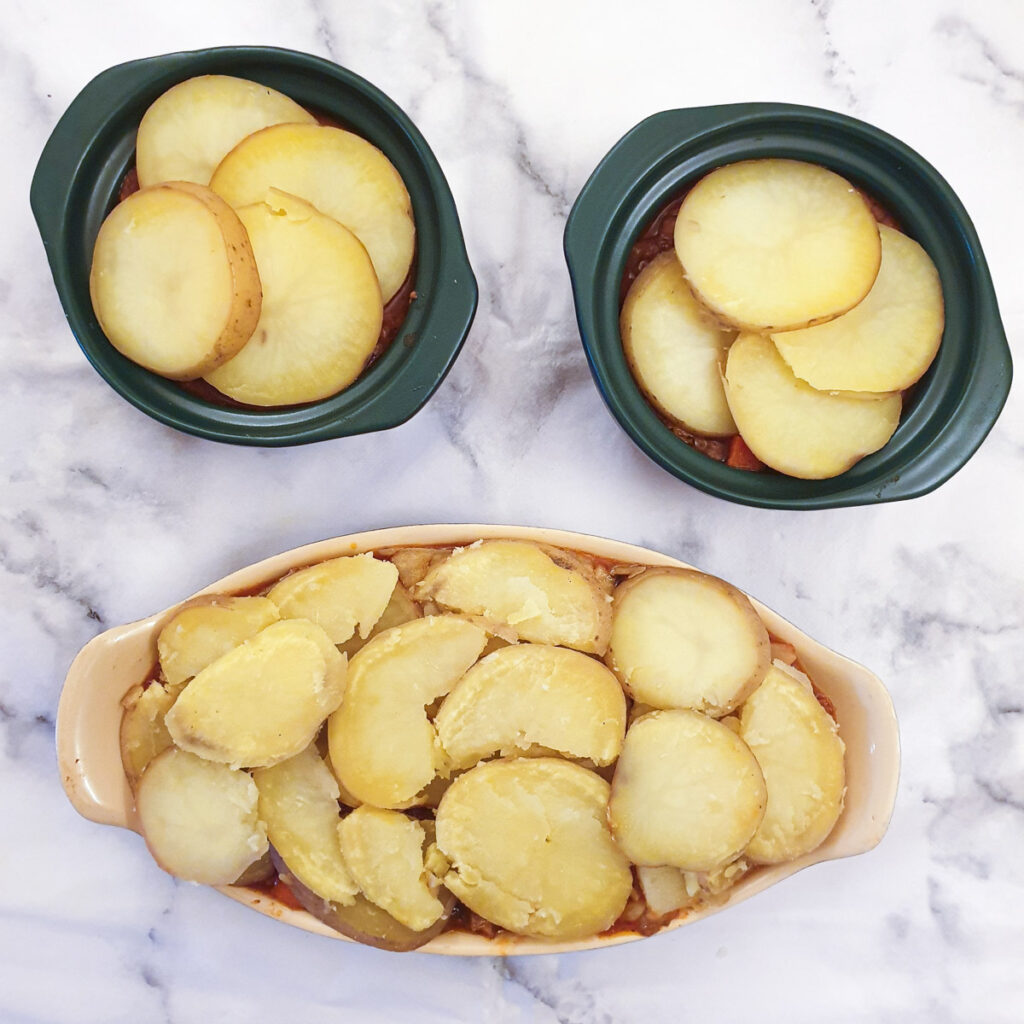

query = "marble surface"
[2,0,1022,1020]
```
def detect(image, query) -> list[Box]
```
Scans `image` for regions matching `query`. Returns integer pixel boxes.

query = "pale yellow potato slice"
[675,159,881,332]
[210,123,414,301]
[267,553,398,645]
[772,225,944,392]
[739,665,846,864]
[338,582,421,659]
[252,745,358,905]
[414,541,612,655]
[621,251,737,436]
[608,568,770,716]
[337,806,444,931]
[636,859,751,915]
[136,74,316,188]
[327,616,487,808]
[435,758,632,940]
[724,333,903,479]
[136,747,268,885]
[435,644,626,770]
[157,596,280,686]
[204,190,383,406]
[165,619,346,768]
[119,680,183,790]
[609,710,767,871]
[90,182,261,378]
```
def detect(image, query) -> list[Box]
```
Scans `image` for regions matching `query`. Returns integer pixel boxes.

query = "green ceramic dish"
[31,47,477,446]
[564,103,1012,509]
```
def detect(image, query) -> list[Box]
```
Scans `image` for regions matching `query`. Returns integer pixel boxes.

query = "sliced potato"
[435,644,627,770]
[636,859,751,916]
[621,251,737,436]
[120,680,182,790]
[724,333,903,479]
[436,758,633,940]
[90,182,261,378]
[739,665,846,864]
[233,851,274,886]
[136,74,316,188]
[136,747,267,885]
[674,159,881,332]
[165,619,346,768]
[338,582,420,658]
[383,547,449,590]
[608,568,770,716]
[608,710,766,871]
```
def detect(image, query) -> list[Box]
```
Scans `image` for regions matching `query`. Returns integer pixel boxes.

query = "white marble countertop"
[2,0,1022,1020]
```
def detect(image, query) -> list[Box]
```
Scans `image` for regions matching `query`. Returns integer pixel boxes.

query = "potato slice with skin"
[435,644,627,770]
[724,333,902,479]
[166,619,346,768]
[675,159,881,332]
[136,747,267,885]
[120,680,183,790]
[90,182,261,378]
[740,665,846,864]
[414,540,612,655]
[211,123,414,301]
[338,581,420,658]
[621,251,738,436]
[772,225,945,393]
[608,568,770,716]
[609,710,767,871]
[204,190,383,406]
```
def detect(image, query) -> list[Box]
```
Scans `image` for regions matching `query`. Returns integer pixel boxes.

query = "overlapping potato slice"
[135,74,317,188]
[165,619,346,768]
[436,758,633,939]
[120,680,183,790]
[210,123,414,301]
[414,541,612,655]
[435,644,626,770]
[636,859,750,916]
[724,333,902,479]
[621,251,738,436]
[136,747,268,885]
[608,568,770,716]
[771,225,945,392]
[89,182,261,378]
[327,616,487,808]
[739,664,846,864]
[338,582,420,659]
[674,159,881,332]
[204,190,383,406]
[608,710,766,871]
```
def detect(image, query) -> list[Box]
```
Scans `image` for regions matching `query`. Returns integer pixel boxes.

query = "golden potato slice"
[136,74,316,188]
[337,807,444,931]
[674,159,881,332]
[204,190,383,406]
[772,225,944,392]
[608,568,770,716]
[739,665,846,864]
[435,758,632,939]
[608,710,766,871]
[435,644,626,770]
[90,182,261,378]
[210,123,414,301]
[165,619,346,768]
[157,596,280,686]
[338,582,421,659]
[724,333,903,479]
[136,747,267,885]
[414,541,612,655]
[327,616,487,808]
[120,680,183,790]
[621,251,738,436]
[252,745,358,905]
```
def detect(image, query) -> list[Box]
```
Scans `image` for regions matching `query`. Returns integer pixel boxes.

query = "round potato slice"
[608,568,770,716]
[739,665,846,864]
[436,758,633,940]
[674,159,881,332]
[89,182,261,378]
[724,333,903,479]
[210,123,414,301]
[608,710,767,871]
[621,251,737,436]
[136,74,316,188]
[772,225,945,392]
[204,189,383,406]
